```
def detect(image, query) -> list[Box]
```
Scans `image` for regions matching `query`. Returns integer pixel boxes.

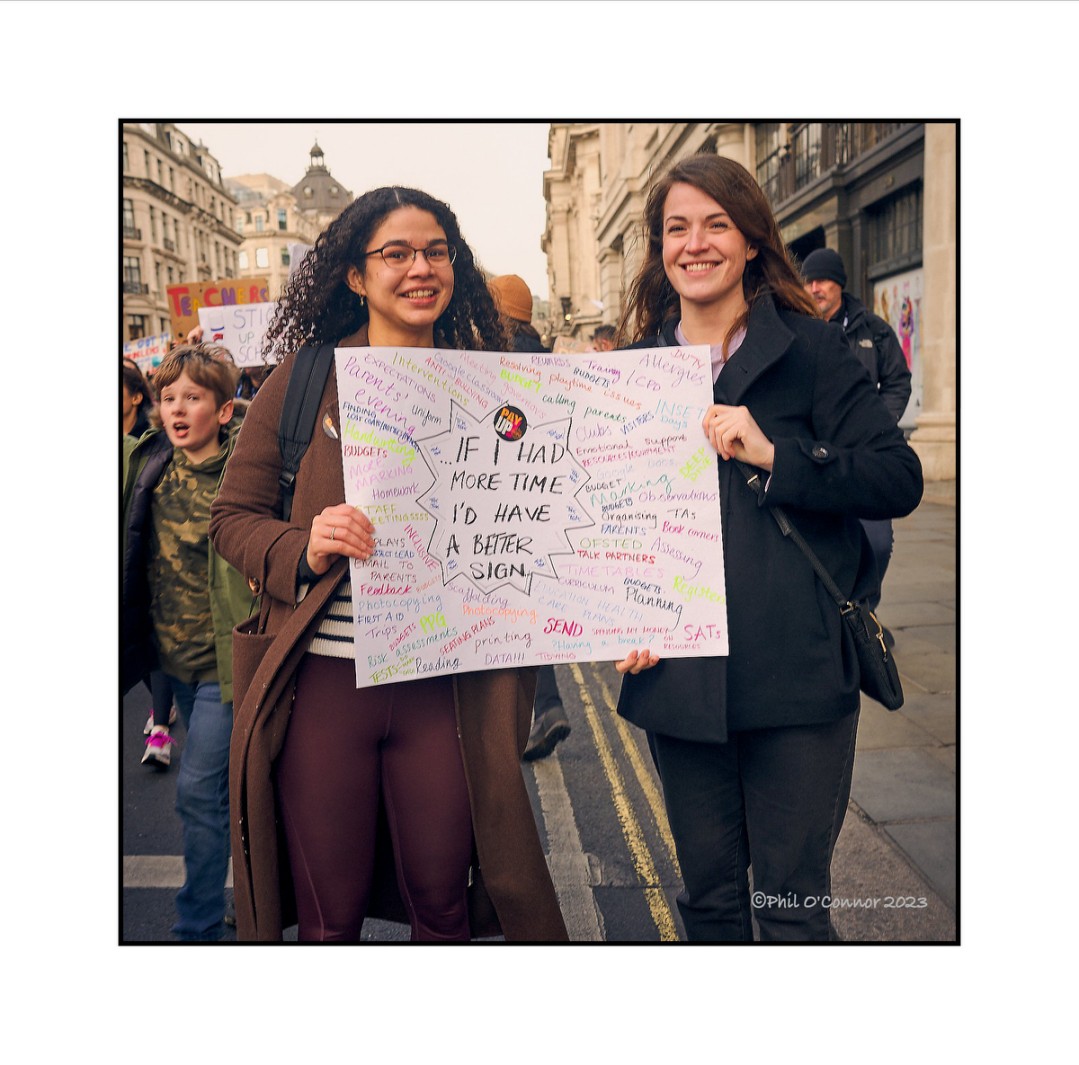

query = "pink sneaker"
[141,728,175,769]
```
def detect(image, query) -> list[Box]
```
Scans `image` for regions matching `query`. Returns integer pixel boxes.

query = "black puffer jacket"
[836,293,911,423]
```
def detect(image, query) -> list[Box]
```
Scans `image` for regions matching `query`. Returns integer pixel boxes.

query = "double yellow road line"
[568,662,682,942]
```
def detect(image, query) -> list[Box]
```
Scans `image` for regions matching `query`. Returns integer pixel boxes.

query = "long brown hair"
[617,154,819,348]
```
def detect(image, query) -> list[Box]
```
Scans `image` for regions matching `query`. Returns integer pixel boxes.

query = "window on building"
[281,247,291,266]
[123,256,142,285]
[246,212,252,224]
[149,206,157,241]
[237,216,244,233]
[144,150,151,177]
[278,208,288,231]
[866,183,924,278]
[169,168,175,191]
[255,247,269,269]
[168,266,174,284]
[239,251,249,270]
[154,262,162,292]
[754,122,785,203]
[123,199,136,235]
[161,317,170,335]
[792,123,822,191]
[128,315,147,341]
[157,159,164,185]
[123,142,129,173]
[255,215,264,232]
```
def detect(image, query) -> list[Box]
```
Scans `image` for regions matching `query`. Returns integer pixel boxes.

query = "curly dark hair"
[617,154,820,350]
[263,186,506,361]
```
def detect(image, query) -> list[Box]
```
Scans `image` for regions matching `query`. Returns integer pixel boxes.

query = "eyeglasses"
[364,241,457,269]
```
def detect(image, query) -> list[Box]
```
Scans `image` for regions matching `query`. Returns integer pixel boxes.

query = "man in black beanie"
[801,247,912,638]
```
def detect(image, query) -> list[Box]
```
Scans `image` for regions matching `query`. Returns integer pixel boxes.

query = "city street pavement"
[121,486,956,944]
[830,483,957,941]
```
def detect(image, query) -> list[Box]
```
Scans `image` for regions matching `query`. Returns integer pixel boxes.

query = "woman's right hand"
[306,503,376,576]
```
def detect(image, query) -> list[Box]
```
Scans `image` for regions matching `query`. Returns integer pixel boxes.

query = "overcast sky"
[178,121,552,299]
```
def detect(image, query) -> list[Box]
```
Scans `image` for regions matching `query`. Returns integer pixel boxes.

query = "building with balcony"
[226,142,353,299]
[541,122,955,480]
[227,173,323,299]
[121,122,242,341]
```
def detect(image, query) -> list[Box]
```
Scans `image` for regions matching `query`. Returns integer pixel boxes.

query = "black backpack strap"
[278,341,337,522]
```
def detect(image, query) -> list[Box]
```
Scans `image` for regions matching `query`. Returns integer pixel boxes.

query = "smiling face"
[661,182,757,322]
[158,369,233,463]
[347,206,454,347]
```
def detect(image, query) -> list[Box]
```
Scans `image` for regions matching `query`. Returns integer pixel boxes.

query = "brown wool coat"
[209,329,568,942]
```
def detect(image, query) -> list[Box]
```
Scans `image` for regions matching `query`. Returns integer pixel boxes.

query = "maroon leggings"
[275,655,473,942]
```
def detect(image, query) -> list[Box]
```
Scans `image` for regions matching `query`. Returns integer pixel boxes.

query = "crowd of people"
[122,153,921,943]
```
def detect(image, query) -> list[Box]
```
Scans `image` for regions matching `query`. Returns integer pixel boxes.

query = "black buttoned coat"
[617,296,923,741]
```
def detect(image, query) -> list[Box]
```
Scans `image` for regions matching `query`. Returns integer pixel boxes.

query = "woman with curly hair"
[614,155,922,941]
[210,186,567,943]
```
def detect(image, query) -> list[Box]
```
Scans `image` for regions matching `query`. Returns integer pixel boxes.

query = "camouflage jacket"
[122,423,257,702]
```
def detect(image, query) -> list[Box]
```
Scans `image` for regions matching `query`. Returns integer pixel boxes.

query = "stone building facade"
[228,142,353,298]
[541,122,955,480]
[290,142,354,234]
[226,173,322,299]
[121,122,241,341]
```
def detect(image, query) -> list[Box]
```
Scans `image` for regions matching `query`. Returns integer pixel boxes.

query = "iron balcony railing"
[757,122,908,207]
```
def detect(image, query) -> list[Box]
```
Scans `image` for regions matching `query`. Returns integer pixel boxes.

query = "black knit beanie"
[801,248,847,287]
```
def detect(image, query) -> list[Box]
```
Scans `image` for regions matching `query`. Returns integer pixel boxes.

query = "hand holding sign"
[307,503,377,576]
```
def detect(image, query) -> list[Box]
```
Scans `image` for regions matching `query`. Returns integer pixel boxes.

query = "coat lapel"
[706,295,796,406]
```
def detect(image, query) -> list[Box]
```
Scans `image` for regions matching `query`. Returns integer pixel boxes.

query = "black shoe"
[523,704,571,762]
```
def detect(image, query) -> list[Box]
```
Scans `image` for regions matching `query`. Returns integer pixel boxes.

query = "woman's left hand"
[703,404,775,470]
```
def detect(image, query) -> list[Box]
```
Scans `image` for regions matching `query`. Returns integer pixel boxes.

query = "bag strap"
[278,342,337,522]
[733,459,853,612]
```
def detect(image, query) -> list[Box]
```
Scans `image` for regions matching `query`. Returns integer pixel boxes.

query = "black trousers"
[650,709,859,942]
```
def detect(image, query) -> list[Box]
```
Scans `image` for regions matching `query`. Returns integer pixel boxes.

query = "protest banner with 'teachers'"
[335,345,728,688]
[166,278,270,339]
[198,302,278,367]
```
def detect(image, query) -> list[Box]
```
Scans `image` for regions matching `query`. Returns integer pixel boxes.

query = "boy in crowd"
[122,345,257,941]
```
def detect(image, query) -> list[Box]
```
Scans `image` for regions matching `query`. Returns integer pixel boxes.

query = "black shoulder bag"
[735,460,904,711]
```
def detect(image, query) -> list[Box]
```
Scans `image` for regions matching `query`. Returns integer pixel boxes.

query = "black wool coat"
[617,295,923,742]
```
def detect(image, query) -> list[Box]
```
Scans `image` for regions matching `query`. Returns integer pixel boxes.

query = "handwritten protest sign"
[166,277,269,338]
[123,333,171,373]
[336,346,728,687]
[198,302,277,367]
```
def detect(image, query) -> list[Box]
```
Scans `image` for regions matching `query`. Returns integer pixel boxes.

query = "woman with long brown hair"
[615,154,923,941]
